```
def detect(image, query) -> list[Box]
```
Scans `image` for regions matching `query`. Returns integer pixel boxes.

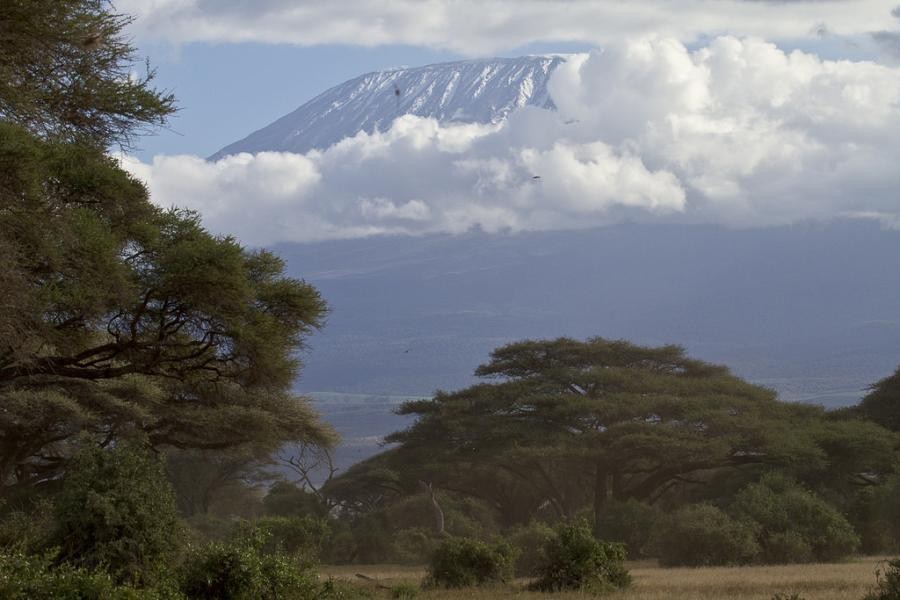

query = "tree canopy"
[857,366,900,432]
[344,338,898,529]
[0,0,333,493]
[0,0,175,148]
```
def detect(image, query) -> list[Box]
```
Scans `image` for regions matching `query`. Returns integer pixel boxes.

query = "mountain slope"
[279,222,900,407]
[209,56,564,159]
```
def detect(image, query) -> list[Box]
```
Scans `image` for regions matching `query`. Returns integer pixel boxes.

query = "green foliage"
[385,337,834,530]
[0,6,331,487]
[179,528,317,600]
[508,521,555,577]
[857,366,900,432]
[595,498,661,559]
[0,119,332,489]
[0,550,175,600]
[654,504,760,567]
[0,498,54,553]
[263,481,327,518]
[0,0,175,148]
[731,474,859,563]
[425,537,516,588]
[391,528,442,565]
[185,514,239,545]
[531,520,630,593]
[49,440,183,586]
[390,582,420,600]
[863,559,900,600]
[237,516,331,563]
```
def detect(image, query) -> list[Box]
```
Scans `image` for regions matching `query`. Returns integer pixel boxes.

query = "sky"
[120,0,900,246]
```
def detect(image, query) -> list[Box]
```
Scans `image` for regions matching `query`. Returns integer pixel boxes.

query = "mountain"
[282,222,900,408]
[207,57,900,468]
[209,56,564,159]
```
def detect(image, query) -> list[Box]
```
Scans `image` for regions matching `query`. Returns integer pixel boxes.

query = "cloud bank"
[119,0,894,57]
[124,37,900,246]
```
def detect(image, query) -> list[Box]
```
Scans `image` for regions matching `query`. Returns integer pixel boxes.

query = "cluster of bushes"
[0,441,363,600]
[425,520,630,594]
[652,474,860,567]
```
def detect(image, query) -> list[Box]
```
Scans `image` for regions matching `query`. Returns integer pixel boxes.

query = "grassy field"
[323,556,892,600]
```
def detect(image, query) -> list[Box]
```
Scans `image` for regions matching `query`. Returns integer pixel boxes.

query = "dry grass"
[322,556,893,600]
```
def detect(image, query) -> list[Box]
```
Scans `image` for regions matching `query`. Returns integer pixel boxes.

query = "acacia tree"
[0,0,175,148]
[383,338,893,529]
[856,366,900,432]
[0,0,334,491]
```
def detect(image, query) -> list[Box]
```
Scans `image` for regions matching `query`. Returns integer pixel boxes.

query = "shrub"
[0,550,173,599]
[0,498,54,553]
[595,498,660,559]
[731,474,859,563]
[425,537,516,588]
[49,439,183,586]
[851,476,900,554]
[391,527,442,565]
[179,528,317,600]
[531,520,630,593]
[653,504,759,567]
[238,516,331,564]
[863,559,900,600]
[508,521,555,577]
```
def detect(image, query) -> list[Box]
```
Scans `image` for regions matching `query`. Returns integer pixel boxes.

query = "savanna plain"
[324,557,893,600]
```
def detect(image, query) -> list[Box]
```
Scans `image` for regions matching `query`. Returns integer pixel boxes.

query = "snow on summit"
[209,56,564,159]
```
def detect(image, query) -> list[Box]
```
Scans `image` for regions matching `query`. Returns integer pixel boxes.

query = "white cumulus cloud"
[118,0,895,57]
[123,37,900,246]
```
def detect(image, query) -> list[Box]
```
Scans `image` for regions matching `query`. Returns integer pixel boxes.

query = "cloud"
[119,0,891,55]
[872,31,900,60]
[124,36,900,246]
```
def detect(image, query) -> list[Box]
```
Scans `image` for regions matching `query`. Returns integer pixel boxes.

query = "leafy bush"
[0,550,173,599]
[508,521,555,577]
[238,515,331,563]
[595,498,661,559]
[391,527,442,565]
[0,498,54,553]
[850,476,900,554]
[653,504,759,567]
[531,520,630,593]
[863,559,900,600]
[49,439,183,586]
[179,528,317,600]
[425,537,516,588]
[731,474,859,563]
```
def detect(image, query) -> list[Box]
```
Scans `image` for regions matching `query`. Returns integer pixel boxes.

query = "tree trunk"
[420,481,446,536]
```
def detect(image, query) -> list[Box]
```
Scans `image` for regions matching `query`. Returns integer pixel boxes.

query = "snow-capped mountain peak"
[210,56,564,160]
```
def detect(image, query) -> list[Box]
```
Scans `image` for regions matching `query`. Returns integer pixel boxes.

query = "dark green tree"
[386,337,829,528]
[0,0,333,492]
[0,0,175,148]
[730,473,859,563]
[857,366,900,432]
[49,439,182,586]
